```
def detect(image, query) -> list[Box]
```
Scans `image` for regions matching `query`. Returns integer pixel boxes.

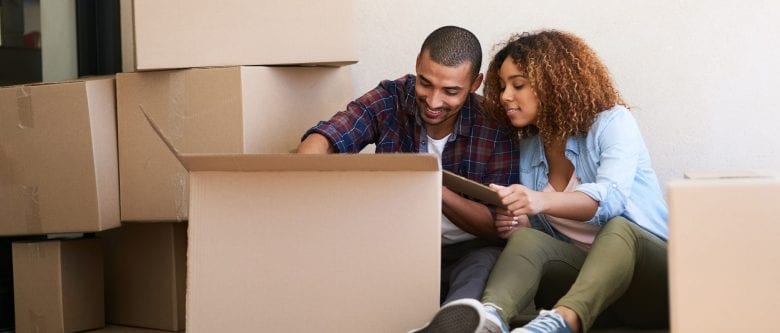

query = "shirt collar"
[529,134,582,168]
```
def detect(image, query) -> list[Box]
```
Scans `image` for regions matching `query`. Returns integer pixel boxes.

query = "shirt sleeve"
[574,108,644,225]
[301,80,400,153]
[483,128,520,187]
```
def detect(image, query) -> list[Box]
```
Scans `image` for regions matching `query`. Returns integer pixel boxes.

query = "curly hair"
[483,30,624,144]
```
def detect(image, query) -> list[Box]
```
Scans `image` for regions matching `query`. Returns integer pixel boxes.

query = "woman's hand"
[494,208,530,239]
[490,184,546,216]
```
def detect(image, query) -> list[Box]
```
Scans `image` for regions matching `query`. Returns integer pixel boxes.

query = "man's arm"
[442,186,501,241]
[297,133,335,154]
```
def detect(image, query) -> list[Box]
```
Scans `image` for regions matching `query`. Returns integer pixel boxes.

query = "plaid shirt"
[304,74,520,193]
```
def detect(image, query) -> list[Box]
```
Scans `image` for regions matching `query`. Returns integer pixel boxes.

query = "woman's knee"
[507,227,553,249]
[598,216,640,239]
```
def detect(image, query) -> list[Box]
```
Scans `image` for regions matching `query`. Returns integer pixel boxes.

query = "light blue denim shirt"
[519,105,668,241]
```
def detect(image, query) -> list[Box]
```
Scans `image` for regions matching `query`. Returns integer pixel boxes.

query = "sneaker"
[408,298,484,333]
[511,310,574,333]
[479,304,510,333]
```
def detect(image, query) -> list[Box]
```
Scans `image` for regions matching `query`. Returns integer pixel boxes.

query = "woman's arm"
[490,184,598,221]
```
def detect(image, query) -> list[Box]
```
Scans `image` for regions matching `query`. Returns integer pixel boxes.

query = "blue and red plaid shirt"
[303,74,520,196]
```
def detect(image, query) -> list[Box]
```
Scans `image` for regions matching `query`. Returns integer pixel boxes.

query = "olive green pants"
[482,217,668,332]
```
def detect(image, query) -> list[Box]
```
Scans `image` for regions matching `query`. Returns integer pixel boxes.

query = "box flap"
[142,108,440,172]
[174,153,440,172]
[683,170,775,179]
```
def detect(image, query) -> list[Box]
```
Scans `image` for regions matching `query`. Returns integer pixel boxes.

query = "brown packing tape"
[174,173,187,222]
[21,185,43,234]
[16,86,33,129]
[28,309,45,333]
[167,71,186,148]
[154,71,188,221]
[0,145,12,187]
[137,71,189,221]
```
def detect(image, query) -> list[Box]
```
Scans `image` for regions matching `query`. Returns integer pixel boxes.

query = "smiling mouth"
[422,103,448,118]
[427,108,445,116]
[505,108,520,114]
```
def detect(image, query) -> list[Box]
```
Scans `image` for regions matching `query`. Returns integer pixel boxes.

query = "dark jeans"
[441,238,503,305]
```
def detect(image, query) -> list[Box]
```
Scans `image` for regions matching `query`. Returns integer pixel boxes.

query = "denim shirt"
[519,105,669,241]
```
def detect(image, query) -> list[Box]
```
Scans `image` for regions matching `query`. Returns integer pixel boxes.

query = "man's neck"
[427,126,454,140]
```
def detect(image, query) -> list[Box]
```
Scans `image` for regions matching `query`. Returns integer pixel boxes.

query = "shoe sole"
[414,302,482,333]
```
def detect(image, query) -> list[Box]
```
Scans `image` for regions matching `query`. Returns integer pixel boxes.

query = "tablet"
[442,170,504,207]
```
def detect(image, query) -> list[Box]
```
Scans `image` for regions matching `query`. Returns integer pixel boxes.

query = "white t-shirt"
[427,134,477,245]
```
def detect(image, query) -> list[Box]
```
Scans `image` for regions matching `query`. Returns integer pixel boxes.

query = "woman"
[413,30,669,333]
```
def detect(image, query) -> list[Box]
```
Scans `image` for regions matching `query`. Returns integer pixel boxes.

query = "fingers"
[494,213,519,228]
[516,214,531,228]
[491,184,533,214]
[495,207,512,216]
[488,183,506,191]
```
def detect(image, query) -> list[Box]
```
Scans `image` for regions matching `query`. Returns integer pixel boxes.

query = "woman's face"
[498,57,539,128]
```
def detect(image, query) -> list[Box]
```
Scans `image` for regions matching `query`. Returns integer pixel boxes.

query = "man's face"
[415,50,482,139]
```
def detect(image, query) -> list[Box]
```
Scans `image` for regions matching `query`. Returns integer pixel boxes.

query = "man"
[298,26,519,306]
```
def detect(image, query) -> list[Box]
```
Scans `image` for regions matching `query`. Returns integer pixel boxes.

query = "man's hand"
[494,208,529,239]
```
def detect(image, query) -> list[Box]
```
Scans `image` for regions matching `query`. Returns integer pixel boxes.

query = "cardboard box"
[117,66,353,222]
[667,173,780,332]
[0,77,120,236]
[141,116,441,332]
[183,154,440,332]
[120,0,357,71]
[12,238,104,333]
[102,222,187,331]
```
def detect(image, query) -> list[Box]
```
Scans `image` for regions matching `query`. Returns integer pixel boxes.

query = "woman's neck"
[544,138,573,192]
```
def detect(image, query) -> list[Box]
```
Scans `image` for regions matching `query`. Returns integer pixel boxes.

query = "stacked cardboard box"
[117,66,353,222]
[120,0,357,72]
[101,223,187,332]
[0,78,119,236]
[1,76,118,332]
[12,238,104,332]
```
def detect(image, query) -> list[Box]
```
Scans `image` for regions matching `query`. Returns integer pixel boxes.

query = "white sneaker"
[511,309,574,333]
[408,298,485,333]
[480,304,510,333]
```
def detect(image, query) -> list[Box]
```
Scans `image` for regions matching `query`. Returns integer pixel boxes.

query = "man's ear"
[470,73,484,93]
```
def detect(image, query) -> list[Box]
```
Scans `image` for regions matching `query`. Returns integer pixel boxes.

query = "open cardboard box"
[667,171,780,332]
[143,112,441,332]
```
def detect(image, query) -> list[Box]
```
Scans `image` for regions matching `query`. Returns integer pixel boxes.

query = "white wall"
[351,0,780,185]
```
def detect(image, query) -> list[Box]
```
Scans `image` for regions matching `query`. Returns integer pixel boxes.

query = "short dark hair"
[420,26,482,81]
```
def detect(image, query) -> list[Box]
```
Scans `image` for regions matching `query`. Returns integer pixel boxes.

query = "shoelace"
[484,305,510,333]
[523,310,568,331]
